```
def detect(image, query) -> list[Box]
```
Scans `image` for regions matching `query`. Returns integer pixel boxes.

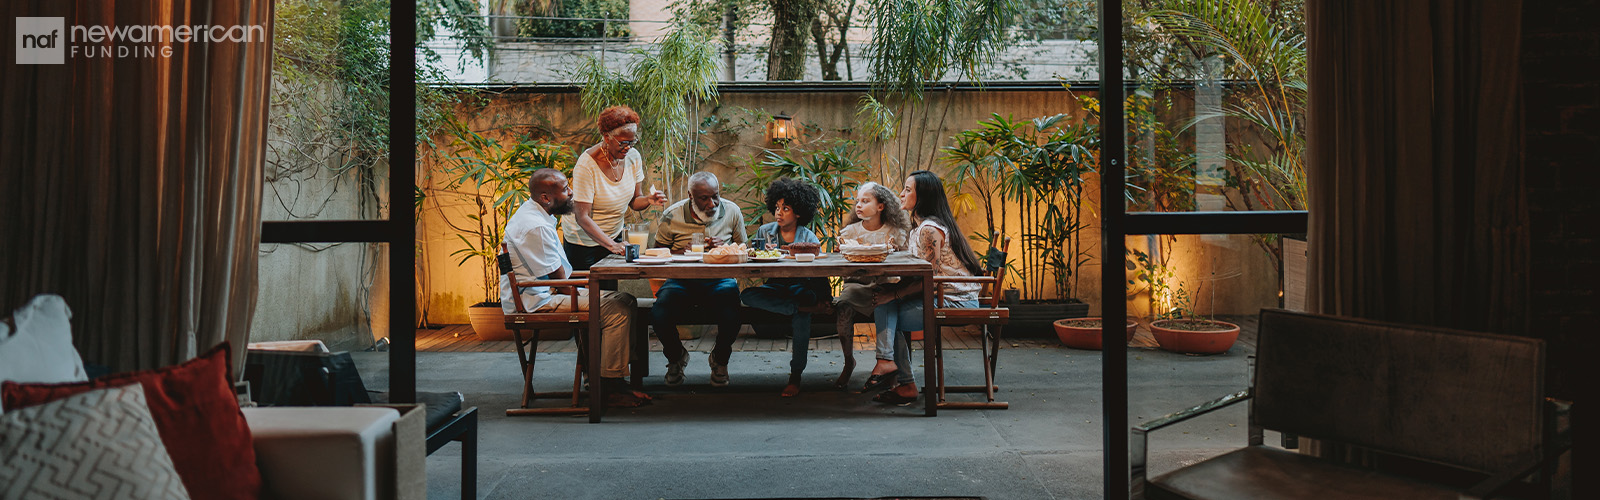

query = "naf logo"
[16,17,65,64]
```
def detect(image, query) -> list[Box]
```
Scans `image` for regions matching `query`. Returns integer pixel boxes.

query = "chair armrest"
[569,270,589,278]
[933,275,997,284]
[1135,389,1252,434]
[1131,389,1251,494]
[514,279,589,288]
[1461,399,1574,500]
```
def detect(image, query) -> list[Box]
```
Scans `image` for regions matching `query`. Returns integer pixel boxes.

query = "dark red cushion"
[3,342,261,500]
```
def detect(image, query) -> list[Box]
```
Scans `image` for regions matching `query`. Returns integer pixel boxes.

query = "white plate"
[750,256,781,263]
[634,258,671,265]
[670,255,702,263]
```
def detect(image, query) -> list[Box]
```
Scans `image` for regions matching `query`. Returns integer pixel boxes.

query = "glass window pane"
[252,242,390,351]
[1119,1,1308,213]
[1126,233,1292,480]
[264,1,394,221]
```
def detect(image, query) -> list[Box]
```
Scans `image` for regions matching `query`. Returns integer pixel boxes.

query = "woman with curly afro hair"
[739,178,833,397]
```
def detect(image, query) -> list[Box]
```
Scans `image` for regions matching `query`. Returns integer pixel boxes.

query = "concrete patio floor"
[352,317,1260,500]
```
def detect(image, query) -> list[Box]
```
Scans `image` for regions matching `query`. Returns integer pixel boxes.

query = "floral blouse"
[912,218,980,303]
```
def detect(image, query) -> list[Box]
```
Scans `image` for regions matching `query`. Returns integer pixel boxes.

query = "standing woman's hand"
[646,185,669,206]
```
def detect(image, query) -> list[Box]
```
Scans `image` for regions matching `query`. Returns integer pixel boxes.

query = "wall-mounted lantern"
[767,112,796,144]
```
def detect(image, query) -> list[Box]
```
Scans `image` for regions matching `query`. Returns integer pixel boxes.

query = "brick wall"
[1522,1,1598,403]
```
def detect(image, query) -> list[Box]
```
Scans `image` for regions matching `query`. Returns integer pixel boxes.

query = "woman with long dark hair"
[862,170,982,406]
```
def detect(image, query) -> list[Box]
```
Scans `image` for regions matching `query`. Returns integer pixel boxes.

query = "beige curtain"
[0,0,273,374]
[1306,0,1527,335]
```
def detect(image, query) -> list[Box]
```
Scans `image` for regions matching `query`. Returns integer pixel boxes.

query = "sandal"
[858,370,898,393]
[871,389,918,406]
[781,374,802,398]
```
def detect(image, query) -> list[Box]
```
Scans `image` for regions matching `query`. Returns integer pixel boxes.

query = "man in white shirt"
[501,168,649,407]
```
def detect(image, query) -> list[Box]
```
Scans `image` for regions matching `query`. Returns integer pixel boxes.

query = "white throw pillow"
[0,294,90,413]
[0,384,192,500]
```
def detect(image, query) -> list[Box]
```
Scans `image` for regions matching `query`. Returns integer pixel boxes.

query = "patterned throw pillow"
[0,384,191,499]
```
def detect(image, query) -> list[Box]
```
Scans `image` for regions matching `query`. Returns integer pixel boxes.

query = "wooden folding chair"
[499,243,592,416]
[931,234,1011,410]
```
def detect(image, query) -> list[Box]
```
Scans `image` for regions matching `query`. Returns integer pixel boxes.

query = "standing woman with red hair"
[561,105,667,286]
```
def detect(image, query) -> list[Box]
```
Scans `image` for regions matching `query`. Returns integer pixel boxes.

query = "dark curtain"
[0,0,273,374]
[1305,0,1527,335]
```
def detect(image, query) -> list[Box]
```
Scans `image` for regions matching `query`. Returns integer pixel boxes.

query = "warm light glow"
[768,112,796,143]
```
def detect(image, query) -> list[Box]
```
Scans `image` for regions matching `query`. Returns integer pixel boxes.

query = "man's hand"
[705,235,725,249]
[605,240,626,255]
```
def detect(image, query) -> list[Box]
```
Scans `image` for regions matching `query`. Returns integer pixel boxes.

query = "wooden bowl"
[702,253,748,264]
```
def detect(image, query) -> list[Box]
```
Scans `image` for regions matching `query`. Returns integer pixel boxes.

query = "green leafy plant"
[513,0,632,39]
[572,24,722,203]
[734,139,869,251]
[857,0,1020,181]
[433,121,576,305]
[945,111,1098,302]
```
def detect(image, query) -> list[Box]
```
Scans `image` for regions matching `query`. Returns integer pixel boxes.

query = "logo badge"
[16,17,65,65]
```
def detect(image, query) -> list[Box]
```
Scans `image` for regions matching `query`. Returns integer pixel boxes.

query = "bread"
[644,248,671,258]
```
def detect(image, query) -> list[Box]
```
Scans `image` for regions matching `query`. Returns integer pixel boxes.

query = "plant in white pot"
[433,119,574,340]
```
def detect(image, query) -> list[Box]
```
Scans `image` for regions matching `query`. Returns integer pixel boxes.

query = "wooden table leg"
[923,269,937,417]
[589,276,605,423]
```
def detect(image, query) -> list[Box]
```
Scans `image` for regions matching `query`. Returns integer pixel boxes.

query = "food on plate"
[751,249,782,259]
[643,248,671,258]
[788,242,821,255]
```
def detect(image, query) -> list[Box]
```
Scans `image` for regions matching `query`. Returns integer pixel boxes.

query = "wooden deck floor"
[413,314,1258,353]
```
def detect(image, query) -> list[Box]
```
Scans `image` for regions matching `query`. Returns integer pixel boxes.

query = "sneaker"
[708,358,730,387]
[664,354,688,387]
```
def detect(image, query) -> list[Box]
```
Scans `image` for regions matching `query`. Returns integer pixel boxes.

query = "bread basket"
[703,253,748,264]
[840,243,892,263]
[843,253,888,263]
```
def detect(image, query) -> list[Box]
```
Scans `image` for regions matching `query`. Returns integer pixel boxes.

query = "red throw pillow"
[3,342,260,500]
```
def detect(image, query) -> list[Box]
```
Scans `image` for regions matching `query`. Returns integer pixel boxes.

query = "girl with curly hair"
[828,182,913,389]
[739,178,833,397]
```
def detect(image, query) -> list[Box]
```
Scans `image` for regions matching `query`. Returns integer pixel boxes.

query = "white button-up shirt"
[499,200,572,313]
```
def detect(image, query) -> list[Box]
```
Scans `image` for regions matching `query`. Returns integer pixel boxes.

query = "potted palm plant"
[434,120,574,340]
[945,113,1097,336]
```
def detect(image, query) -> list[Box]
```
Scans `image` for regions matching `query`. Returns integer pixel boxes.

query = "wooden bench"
[624,298,851,384]
[1133,309,1571,500]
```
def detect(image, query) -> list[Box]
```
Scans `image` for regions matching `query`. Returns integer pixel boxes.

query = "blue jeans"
[874,296,979,384]
[739,278,829,375]
[653,279,742,366]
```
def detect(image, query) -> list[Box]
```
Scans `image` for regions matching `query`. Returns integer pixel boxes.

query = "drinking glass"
[627,223,649,248]
[690,232,705,253]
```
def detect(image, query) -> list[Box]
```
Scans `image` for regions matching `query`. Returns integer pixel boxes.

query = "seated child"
[830,182,912,390]
[738,178,832,397]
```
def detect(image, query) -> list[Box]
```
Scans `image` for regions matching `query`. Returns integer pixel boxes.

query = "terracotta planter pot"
[467,304,515,341]
[1150,319,1240,355]
[1053,317,1137,350]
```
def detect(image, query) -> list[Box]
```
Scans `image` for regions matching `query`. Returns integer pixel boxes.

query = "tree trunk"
[767,0,819,80]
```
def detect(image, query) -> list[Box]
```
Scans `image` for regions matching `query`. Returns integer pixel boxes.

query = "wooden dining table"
[583,251,939,422]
